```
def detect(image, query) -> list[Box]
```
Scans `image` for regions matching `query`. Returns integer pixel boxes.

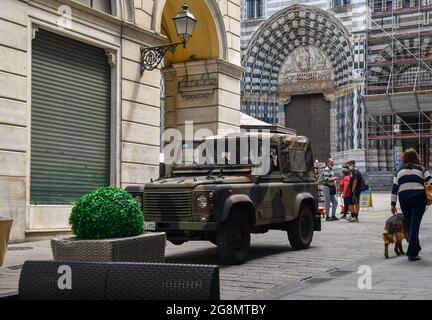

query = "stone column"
[164,59,243,138]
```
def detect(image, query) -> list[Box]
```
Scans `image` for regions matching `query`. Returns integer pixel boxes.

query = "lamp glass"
[173,4,197,39]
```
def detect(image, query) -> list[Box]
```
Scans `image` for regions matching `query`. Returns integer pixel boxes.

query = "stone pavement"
[2,192,432,299]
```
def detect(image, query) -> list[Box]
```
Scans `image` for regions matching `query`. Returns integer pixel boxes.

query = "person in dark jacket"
[391,148,431,261]
[347,160,363,222]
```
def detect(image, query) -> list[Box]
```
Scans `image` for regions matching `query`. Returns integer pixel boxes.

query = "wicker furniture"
[0,260,220,300]
[51,232,166,263]
[0,218,13,267]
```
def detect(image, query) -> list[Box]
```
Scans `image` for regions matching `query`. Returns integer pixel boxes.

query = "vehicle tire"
[287,205,314,250]
[217,212,250,265]
[169,240,185,246]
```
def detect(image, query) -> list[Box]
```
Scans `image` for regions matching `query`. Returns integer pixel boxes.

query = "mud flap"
[313,215,321,231]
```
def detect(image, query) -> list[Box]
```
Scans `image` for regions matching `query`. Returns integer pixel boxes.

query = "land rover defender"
[126,131,321,265]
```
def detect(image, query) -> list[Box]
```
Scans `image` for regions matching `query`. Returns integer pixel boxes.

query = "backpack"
[357,171,369,191]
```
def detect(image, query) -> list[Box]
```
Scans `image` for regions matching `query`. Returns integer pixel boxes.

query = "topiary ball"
[69,187,144,239]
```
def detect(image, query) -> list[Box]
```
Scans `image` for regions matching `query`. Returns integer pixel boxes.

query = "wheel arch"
[221,195,256,226]
[295,192,316,218]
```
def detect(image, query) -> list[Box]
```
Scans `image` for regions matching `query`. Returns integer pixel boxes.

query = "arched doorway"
[154,0,241,138]
[160,0,220,65]
[241,4,353,162]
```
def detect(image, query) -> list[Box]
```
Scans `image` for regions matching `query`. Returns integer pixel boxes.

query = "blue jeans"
[400,196,426,258]
[323,185,338,217]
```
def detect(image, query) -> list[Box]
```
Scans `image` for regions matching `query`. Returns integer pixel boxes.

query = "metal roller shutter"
[31,29,111,205]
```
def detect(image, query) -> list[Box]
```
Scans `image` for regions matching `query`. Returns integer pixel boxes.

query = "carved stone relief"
[278,45,334,84]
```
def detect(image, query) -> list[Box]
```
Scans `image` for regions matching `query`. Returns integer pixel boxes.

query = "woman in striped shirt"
[391,148,431,261]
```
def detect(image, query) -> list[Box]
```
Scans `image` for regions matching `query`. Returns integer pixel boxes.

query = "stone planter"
[51,232,166,263]
[0,219,13,267]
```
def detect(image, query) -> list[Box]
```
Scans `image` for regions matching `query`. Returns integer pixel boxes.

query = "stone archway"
[152,0,228,61]
[241,4,353,161]
[157,0,243,138]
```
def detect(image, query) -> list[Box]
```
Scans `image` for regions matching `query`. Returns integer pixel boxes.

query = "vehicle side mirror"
[159,162,165,178]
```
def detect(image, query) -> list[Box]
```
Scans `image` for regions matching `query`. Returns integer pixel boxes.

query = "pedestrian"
[323,158,339,221]
[347,160,363,222]
[339,168,351,219]
[391,148,431,261]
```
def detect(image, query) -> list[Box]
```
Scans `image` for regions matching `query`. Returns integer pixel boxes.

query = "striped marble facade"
[240,0,368,164]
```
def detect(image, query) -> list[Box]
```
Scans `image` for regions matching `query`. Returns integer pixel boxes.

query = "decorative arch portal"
[242,4,353,98]
[241,4,354,161]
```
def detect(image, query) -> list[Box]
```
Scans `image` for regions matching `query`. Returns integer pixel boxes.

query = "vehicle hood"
[144,175,254,189]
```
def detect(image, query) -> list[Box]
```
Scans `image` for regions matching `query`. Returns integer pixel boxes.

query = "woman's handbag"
[425,182,432,205]
[329,184,337,196]
[423,167,432,205]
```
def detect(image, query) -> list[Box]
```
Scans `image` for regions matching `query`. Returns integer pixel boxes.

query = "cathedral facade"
[240,0,368,170]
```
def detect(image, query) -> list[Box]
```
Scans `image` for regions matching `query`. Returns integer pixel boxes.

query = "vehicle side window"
[270,146,280,173]
[280,142,290,173]
[289,149,307,173]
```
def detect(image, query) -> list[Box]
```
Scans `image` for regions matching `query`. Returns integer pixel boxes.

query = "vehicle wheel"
[169,240,185,246]
[217,212,250,265]
[287,205,314,250]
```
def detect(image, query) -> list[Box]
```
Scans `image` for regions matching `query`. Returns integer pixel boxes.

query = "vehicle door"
[280,141,308,220]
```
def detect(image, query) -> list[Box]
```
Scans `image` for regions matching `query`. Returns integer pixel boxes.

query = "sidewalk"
[279,246,432,300]
[2,192,432,299]
[248,238,432,300]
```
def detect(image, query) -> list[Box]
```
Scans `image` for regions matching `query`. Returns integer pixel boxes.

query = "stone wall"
[0,0,29,242]
[0,0,242,242]
[164,59,243,138]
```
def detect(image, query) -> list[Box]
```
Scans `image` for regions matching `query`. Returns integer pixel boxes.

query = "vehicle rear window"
[289,149,306,173]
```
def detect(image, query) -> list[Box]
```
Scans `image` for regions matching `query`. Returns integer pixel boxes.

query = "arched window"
[75,0,112,14]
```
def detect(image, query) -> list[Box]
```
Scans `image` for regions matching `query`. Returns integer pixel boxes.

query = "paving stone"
[1,193,432,299]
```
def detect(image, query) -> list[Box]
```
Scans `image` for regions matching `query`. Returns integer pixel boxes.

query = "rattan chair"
[0,260,220,300]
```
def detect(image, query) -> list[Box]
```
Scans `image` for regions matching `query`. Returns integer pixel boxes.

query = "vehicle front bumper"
[150,221,220,232]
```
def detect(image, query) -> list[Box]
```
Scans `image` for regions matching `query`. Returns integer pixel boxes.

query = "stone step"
[364,171,394,192]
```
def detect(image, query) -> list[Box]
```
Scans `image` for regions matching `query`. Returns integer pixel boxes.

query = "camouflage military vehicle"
[126,131,321,265]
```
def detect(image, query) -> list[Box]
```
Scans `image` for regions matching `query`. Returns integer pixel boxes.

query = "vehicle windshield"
[168,136,271,176]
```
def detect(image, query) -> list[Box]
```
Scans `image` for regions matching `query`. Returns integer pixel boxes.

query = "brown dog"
[382,213,408,259]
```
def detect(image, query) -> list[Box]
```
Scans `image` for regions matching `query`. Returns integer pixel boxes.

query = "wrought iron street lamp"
[140,3,197,75]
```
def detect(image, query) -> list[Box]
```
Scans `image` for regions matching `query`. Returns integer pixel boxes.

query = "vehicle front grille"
[143,190,192,215]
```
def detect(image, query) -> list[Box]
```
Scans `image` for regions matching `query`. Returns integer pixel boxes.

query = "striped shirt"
[391,164,432,206]
[322,166,335,187]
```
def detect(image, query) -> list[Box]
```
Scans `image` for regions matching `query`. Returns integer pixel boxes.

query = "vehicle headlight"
[134,195,143,207]
[196,194,208,209]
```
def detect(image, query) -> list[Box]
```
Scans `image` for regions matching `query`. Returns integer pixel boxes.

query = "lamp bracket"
[140,40,186,75]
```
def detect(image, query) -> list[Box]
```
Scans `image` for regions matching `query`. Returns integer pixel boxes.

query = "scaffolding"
[363,0,432,169]
[366,0,432,94]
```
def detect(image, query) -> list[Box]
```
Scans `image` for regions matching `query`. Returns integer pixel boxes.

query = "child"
[339,168,351,219]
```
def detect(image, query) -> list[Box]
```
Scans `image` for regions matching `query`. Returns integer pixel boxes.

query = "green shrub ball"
[69,187,144,239]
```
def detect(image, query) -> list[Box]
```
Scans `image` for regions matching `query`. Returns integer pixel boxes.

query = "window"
[289,150,307,173]
[402,0,411,7]
[270,146,280,173]
[385,0,393,10]
[374,0,383,11]
[75,0,112,14]
[256,0,263,18]
[246,0,263,19]
[246,0,255,19]
[332,0,350,7]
